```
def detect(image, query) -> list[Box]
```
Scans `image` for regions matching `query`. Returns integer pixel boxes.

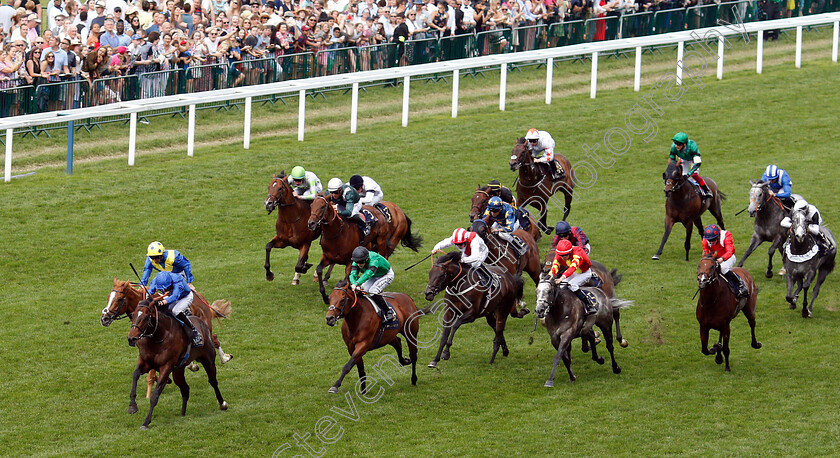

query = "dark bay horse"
[101,278,232,397]
[308,195,422,303]
[325,281,424,394]
[534,275,633,385]
[739,180,789,278]
[653,161,726,261]
[424,252,525,368]
[783,210,836,318]
[696,254,761,371]
[264,172,321,286]
[509,138,576,230]
[127,300,228,429]
[470,220,541,287]
[469,185,542,242]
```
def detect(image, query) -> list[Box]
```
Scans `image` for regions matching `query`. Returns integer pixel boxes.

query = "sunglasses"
[673,141,685,146]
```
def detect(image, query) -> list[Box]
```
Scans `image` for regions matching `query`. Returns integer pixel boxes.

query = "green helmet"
[672,132,688,144]
[290,166,306,180]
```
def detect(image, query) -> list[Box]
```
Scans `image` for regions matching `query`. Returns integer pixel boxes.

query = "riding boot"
[351,214,370,243]
[476,263,494,288]
[370,294,392,321]
[701,184,712,199]
[176,312,204,347]
[723,271,749,299]
[574,289,597,316]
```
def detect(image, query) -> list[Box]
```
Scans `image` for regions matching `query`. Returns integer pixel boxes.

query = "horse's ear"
[749,179,755,185]
[476,184,480,190]
[662,172,666,180]
[114,276,119,284]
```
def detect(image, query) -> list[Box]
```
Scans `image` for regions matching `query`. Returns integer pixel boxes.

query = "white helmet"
[525,128,540,141]
[793,200,809,212]
[327,178,343,192]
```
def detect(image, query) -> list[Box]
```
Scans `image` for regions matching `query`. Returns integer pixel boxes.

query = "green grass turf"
[1,36,839,456]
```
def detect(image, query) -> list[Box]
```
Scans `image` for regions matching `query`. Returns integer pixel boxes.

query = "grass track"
[1,31,840,457]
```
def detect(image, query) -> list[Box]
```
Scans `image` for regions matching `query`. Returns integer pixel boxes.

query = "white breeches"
[564,270,593,292]
[491,221,520,242]
[359,193,382,205]
[169,291,194,314]
[679,158,701,176]
[360,268,394,294]
[719,255,736,275]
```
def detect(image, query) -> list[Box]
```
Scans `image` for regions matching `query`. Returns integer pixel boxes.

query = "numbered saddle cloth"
[373,203,392,224]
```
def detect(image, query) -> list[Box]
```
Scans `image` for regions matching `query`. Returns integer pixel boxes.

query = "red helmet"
[452,228,469,244]
[556,240,573,256]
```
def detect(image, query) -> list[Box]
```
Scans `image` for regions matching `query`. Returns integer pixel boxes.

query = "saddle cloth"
[587,274,603,289]
[375,299,400,330]
[373,203,392,224]
[516,208,532,232]
[359,208,379,225]
[686,176,704,197]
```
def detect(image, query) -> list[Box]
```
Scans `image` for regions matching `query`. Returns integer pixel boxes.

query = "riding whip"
[692,287,700,300]
[404,253,433,271]
[129,263,152,298]
[734,206,749,216]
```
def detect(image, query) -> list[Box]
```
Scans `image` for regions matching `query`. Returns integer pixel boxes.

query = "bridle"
[102,288,131,321]
[697,258,719,289]
[427,261,465,297]
[327,285,358,322]
[511,144,546,189]
[309,195,341,234]
[749,183,786,213]
[470,190,489,219]
[130,302,159,341]
[267,178,297,210]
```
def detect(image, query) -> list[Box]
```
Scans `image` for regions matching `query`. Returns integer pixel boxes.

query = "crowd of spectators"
[0,0,833,108]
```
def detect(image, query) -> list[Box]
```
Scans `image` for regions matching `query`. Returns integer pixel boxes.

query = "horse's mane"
[275,171,287,179]
[517,137,526,144]
[665,161,680,175]
[477,185,489,193]
[470,219,487,234]
[336,279,348,288]
[436,251,462,264]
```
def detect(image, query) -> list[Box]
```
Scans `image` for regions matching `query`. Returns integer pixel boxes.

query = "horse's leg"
[292,242,312,286]
[129,365,143,414]
[545,331,575,387]
[428,309,454,368]
[743,300,762,350]
[199,356,228,410]
[316,258,330,305]
[785,271,797,309]
[330,343,369,393]
[171,368,190,416]
[408,332,418,386]
[653,216,674,260]
[699,325,713,356]
[487,314,501,364]
[588,331,604,364]
[809,264,832,315]
[265,237,279,281]
[766,238,783,279]
[721,324,731,372]
[141,366,172,429]
[801,274,813,318]
[791,277,805,313]
[600,322,621,374]
[146,371,157,399]
[738,234,762,268]
[442,314,467,361]
[390,337,410,366]
[356,358,367,395]
[613,309,628,347]
[685,220,700,262]
[562,186,573,223]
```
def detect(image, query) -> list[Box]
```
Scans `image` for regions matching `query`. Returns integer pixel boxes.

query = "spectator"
[0,0,15,35]
[24,45,44,85]
[41,34,67,72]
[137,1,154,29]
[112,6,128,31]
[145,11,164,34]
[458,0,475,33]
[764,0,782,40]
[430,1,448,37]
[115,18,130,45]
[100,18,119,46]
[91,0,107,28]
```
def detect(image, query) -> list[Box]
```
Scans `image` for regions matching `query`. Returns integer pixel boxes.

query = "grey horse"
[783,210,836,318]
[738,180,794,278]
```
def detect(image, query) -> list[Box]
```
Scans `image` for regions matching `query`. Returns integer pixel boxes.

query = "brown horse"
[127,300,229,429]
[509,138,576,231]
[325,280,424,394]
[653,161,726,261]
[534,274,633,385]
[308,195,422,303]
[696,254,762,371]
[101,278,232,397]
[469,220,541,289]
[264,172,322,286]
[424,252,525,368]
[469,185,542,242]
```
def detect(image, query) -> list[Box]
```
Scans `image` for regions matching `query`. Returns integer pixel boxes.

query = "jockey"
[141,241,194,288]
[552,221,590,255]
[327,177,370,241]
[760,164,793,208]
[549,240,597,315]
[349,246,395,321]
[702,224,748,298]
[355,175,384,206]
[782,200,829,253]
[525,128,563,181]
[432,227,493,286]
[148,270,203,347]
[486,180,516,206]
[287,166,322,200]
[669,132,711,198]
[483,196,520,244]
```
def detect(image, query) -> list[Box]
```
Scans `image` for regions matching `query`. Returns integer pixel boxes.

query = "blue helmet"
[488,196,503,211]
[764,164,779,180]
[554,221,571,236]
[703,224,721,241]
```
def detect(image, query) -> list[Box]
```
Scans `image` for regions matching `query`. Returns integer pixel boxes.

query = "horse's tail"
[609,298,634,310]
[209,300,232,319]
[515,275,525,301]
[610,268,623,287]
[718,190,727,201]
[400,216,423,252]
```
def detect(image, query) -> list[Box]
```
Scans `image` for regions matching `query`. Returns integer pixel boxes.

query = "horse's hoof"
[613,365,622,374]
[328,386,339,393]
[765,271,773,279]
[441,352,450,361]
[427,361,438,368]
[752,341,762,349]
[128,404,138,414]
[291,279,299,286]
[266,272,274,282]
[220,401,229,411]
[188,362,200,372]
[400,358,411,366]
[568,376,576,383]
[725,366,731,372]
[715,353,723,365]
[544,380,554,388]
[221,354,233,364]
[140,425,149,430]
[502,346,509,357]
[651,255,660,260]
[596,356,605,365]
[619,339,629,348]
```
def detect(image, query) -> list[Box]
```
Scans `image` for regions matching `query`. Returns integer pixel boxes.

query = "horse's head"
[509,138,531,171]
[470,219,489,239]
[469,186,490,222]
[307,195,332,231]
[791,209,808,242]
[101,277,134,327]
[425,252,464,301]
[326,280,356,327]
[748,180,769,217]
[265,172,292,214]
[535,273,556,319]
[127,300,158,347]
[697,254,719,289]
[663,162,684,196]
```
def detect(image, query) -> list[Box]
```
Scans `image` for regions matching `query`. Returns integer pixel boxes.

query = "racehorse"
[469,185,542,242]
[509,138,576,231]
[783,210,836,318]
[127,300,229,429]
[325,280,424,394]
[534,274,633,385]
[264,172,322,286]
[653,161,726,261]
[308,195,422,304]
[696,254,761,371]
[424,252,525,369]
[470,220,541,289]
[101,278,232,397]
[738,180,790,278]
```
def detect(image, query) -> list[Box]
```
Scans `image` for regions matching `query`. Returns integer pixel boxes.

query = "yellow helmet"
[147,241,165,257]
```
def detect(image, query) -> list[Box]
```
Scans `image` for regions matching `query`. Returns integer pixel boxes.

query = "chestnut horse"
[325,280,425,394]
[308,195,422,303]
[509,138,576,231]
[696,254,761,371]
[469,185,542,242]
[469,220,541,289]
[101,278,232,397]
[424,252,525,369]
[653,161,726,261]
[127,300,229,429]
[264,172,322,286]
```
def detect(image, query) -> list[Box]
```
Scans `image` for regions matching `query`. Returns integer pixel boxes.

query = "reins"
[131,302,160,341]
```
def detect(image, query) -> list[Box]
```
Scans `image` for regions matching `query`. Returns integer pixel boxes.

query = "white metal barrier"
[2,13,839,182]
